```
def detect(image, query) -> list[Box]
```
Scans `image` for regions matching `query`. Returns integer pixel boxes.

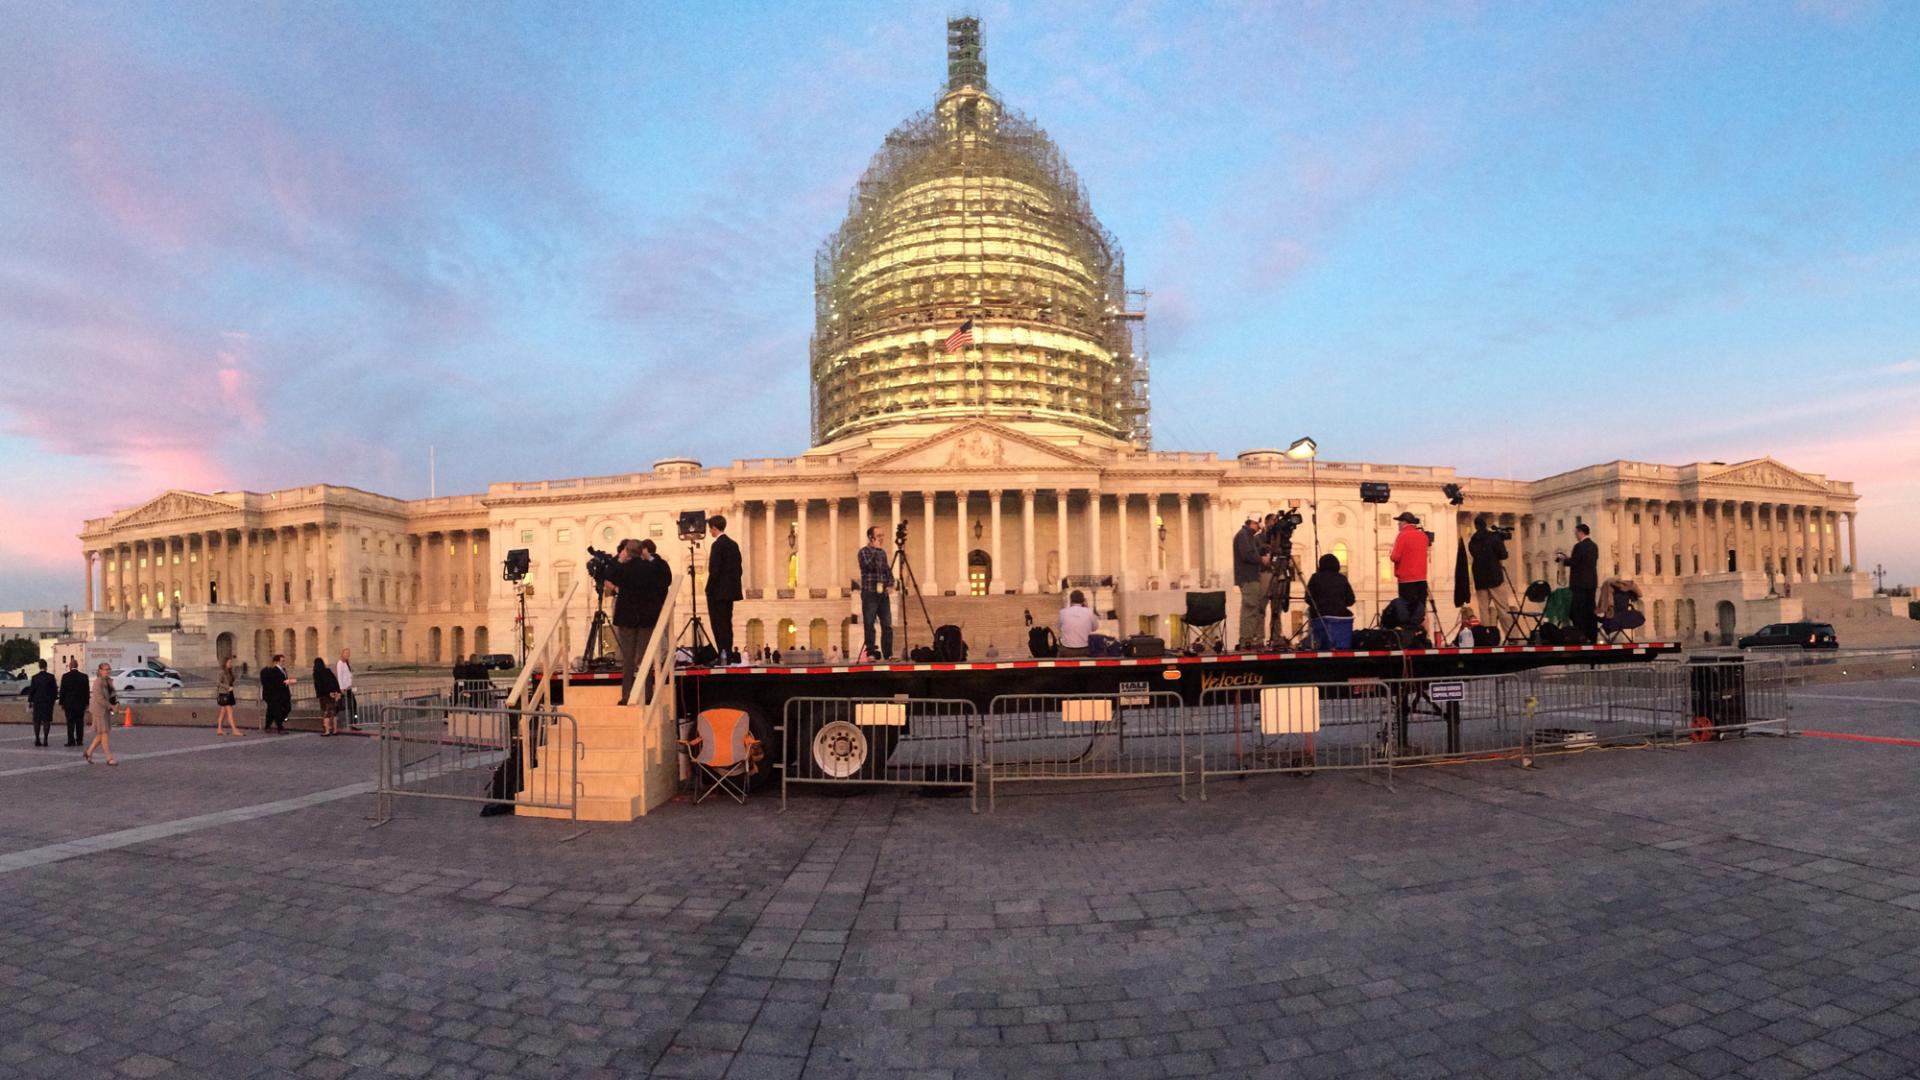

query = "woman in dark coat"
[311,657,342,736]
[1305,553,1356,649]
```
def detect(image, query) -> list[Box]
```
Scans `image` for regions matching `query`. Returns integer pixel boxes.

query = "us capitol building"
[73,19,1878,669]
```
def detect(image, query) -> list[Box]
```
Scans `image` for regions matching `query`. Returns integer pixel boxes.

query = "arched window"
[1331,542,1349,572]
[809,618,829,651]
[777,618,798,650]
[745,619,765,653]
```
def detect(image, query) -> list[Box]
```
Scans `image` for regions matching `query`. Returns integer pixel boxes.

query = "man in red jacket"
[1389,511,1430,630]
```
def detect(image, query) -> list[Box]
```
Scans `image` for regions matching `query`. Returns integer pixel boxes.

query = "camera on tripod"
[1487,523,1515,540]
[585,545,618,585]
[894,519,908,549]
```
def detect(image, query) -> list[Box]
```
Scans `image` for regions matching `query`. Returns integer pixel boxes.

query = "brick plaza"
[3,677,1919,1079]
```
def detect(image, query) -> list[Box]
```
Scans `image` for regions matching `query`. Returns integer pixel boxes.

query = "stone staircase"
[918,593,1064,658]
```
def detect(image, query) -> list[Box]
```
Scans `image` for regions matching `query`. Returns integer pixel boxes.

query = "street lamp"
[1286,436,1321,566]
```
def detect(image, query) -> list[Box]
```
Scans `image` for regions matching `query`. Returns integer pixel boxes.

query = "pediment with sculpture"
[860,420,1099,475]
[110,490,242,529]
[1698,458,1833,496]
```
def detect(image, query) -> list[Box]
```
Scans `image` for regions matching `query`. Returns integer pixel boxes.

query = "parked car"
[478,653,517,671]
[112,668,184,693]
[0,669,28,697]
[1737,622,1839,650]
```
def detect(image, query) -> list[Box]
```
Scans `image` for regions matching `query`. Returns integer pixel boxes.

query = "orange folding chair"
[679,708,761,804]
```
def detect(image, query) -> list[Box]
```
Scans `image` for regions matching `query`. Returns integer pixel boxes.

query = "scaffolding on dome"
[808,17,1151,448]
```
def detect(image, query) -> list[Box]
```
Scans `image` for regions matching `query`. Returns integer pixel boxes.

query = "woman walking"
[84,661,118,766]
[214,655,244,737]
[312,656,342,736]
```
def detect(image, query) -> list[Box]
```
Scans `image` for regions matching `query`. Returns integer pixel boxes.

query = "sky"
[2,0,1917,609]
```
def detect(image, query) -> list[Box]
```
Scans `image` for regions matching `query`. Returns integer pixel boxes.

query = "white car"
[113,668,183,693]
[0,669,27,697]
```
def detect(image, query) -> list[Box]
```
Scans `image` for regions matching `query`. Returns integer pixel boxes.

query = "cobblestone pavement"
[2,679,1918,1079]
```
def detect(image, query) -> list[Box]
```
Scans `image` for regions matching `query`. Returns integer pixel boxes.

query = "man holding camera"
[1232,514,1268,649]
[601,538,672,703]
[1467,514,1510,629]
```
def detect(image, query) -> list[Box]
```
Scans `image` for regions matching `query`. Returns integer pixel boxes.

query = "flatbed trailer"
[653,641,1681,775]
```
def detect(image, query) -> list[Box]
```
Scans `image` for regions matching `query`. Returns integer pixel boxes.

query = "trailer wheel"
[790,720,902,781]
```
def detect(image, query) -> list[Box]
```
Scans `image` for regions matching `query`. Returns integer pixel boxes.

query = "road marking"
[1790,693,1920,705]
[0,732,311,778]
[1798,731,1920,748]
[0,781,372,875]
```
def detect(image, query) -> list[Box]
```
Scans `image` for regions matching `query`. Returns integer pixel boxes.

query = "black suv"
[1738,622,1839,650]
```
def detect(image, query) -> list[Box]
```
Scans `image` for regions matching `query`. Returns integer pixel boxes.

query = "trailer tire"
[788,718,902,781]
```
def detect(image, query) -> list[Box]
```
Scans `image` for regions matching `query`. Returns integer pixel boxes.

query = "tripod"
[677,537,714,660]
[890,531,937,659]
[582,582,619,670]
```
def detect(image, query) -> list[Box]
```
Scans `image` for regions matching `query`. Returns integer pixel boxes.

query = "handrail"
[624,587,682,784]
[506,580,581,709]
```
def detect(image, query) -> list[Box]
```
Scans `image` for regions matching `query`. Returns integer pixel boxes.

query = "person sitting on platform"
[1304,553,1355,649]
[1057,590,1097,657]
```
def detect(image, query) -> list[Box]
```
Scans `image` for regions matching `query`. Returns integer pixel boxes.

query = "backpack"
[1028,625,1058,658]
[933,624,968,661]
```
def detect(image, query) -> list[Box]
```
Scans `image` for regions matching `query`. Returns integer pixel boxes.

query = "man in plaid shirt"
[858,525,895,660]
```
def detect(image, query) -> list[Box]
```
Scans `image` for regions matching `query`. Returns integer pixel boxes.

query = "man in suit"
[25,660,57,747]
[705,515,743,663]
[1563,523,1601,643]
[1232,514,1267,649]
[59,657,90,747]
[601,539,673,704]
[259,654,296,732]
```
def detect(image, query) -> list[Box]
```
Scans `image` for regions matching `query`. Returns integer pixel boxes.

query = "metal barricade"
[1193,679,1394,796]
[780,697,979,809]
[1677,657,1791,742]
[1521,664,1674,752]
[372,700,579,821]
[984,691,1187,807]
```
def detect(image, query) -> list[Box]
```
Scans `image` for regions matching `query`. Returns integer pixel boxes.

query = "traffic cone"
[122,707,133,728]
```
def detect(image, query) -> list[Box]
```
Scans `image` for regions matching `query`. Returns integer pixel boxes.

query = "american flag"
[943,318,974,354]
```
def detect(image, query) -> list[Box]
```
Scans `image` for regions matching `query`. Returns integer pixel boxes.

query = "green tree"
[0,638,41,671]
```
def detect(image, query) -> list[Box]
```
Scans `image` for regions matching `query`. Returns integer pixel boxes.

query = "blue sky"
[2,0,1917,607]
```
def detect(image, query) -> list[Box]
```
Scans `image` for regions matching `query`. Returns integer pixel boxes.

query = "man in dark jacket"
[1563,523,1600,642]
[1467,515,1510,628]
[59,658,89,746]
[705,515,743,663]
[602,539,673,703]
[1232,514,1268,649]
[1305,553,1356,649]
[259,654,296,732]
[25,660,58,746]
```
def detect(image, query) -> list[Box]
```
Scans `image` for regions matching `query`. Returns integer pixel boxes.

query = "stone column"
[82,550,94,611]
[1634,499,1650,580]
[955,490,970,591]
[1812,507,1827,580]
[763,501,778,592]
[1055,489,1071,590]
[828,497,843,597]
[1846,511,1858,572]
[1089,493,1103,583]
[988,490,1003,594]
[1116,493,1131,591]
[1167,495,1182,584]
[920,491,938,595]
[1019,489,1037,594]
[890,492,903,547]
[856,492,871,564]
[795,499,809,593]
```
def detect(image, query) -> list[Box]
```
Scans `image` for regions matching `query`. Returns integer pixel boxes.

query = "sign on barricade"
[984,691,1187,808]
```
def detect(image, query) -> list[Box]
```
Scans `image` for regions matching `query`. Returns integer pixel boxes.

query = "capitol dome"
[809,18,1149,448]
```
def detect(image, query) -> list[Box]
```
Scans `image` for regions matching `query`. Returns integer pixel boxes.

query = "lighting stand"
[677,537,714,659]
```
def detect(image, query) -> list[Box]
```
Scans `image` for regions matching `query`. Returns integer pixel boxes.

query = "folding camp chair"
[1501,580,1552,644]
[1180,590,1228,653]
[1597,580,1646,644]
[679,707,761,804]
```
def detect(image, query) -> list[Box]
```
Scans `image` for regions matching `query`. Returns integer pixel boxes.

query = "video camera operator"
[1232,514,1267,649]
[1467,514,1511,628]
[599,538,672,703]
[1261,508,1305,643]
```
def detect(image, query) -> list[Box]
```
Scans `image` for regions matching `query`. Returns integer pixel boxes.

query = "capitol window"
[556,529,572,543]
[520,530,533,544]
